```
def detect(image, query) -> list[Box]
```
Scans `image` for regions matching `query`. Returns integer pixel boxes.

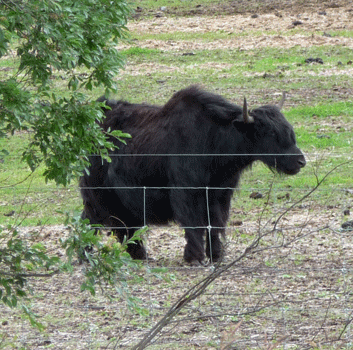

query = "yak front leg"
[183,228,206,263]
[114,227,147,260]
[110,215,147,260]
[205,227,224,263]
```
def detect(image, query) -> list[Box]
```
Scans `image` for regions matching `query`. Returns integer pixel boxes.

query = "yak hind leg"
[183,228,206,263]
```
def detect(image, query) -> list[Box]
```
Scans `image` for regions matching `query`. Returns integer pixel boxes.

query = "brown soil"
[133,0,351,17]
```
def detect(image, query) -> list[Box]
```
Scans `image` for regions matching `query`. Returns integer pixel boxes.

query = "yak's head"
[240,94,306,175]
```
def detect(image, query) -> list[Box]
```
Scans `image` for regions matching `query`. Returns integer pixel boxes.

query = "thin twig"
[128,161,353,349]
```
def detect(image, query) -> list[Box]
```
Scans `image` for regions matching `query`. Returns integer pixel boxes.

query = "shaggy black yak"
[80,86,306,263]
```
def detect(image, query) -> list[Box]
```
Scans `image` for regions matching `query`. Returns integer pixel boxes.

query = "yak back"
[95,86,253,172]
[98,85,243,134]
[160,85,244,126]
[94,87,254,190]
[98,100,161,134]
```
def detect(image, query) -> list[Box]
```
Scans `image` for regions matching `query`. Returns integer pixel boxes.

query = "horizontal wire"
[85,153,352,158]
[78,185,352,192]
[2,152,353,158]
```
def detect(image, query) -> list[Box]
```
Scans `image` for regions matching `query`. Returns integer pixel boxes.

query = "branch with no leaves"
[0,270,59,278]
[273,160,353,232]
[128,161,353,350]
[129,240,260,350]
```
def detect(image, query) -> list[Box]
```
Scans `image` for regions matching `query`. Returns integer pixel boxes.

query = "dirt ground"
[2,200,352,349]
[125,0,353,52]
[133,0,351,18]
[2,1,353,349]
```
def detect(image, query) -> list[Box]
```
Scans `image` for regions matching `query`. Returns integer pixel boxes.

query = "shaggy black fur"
[80,86,306,263]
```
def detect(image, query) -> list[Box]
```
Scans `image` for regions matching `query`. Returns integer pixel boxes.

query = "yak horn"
[277,92,286,110]
[243,97,254,123]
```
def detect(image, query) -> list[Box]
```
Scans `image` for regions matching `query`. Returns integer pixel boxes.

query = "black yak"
[80,86,306,263]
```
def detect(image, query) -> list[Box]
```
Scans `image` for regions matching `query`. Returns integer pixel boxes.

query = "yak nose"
[298,157,306,168]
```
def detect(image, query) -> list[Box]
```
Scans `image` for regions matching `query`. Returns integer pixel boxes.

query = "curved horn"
[277,92,286,110]
[243,97,254,123]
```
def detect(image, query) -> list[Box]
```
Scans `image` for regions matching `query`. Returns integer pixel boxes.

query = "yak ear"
[242,97,254,123]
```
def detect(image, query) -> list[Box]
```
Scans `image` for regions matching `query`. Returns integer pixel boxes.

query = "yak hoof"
[183,245,205,264]
[206,243,223,263]
[207,251,223,263]
[187,259,207,267]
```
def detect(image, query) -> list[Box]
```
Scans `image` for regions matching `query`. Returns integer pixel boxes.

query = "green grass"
[116,45,353,104]
[0,133,80,226]
[121,47,162,57]
[325,29,353,38]
[286,101,353,119]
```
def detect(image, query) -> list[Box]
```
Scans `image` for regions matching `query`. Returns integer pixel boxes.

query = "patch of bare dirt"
[119,34,353,52]
[2,200,353,349]
[133,0,351,18]
[129,7,353,35]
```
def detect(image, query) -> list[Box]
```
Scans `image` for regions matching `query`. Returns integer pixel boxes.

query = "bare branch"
[0,270,59,278]
[129,161,353,349]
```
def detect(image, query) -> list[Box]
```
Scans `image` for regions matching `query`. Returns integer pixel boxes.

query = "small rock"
[250,192,263,199]
[277,193,290,200]
[305,57,324,64]
[160,6,167,11]
[341,220,353,231]
[231,220,243,226]
[262,72,274,78]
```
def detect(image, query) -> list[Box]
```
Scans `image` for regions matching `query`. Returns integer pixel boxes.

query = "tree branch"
[129,161,353,349]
